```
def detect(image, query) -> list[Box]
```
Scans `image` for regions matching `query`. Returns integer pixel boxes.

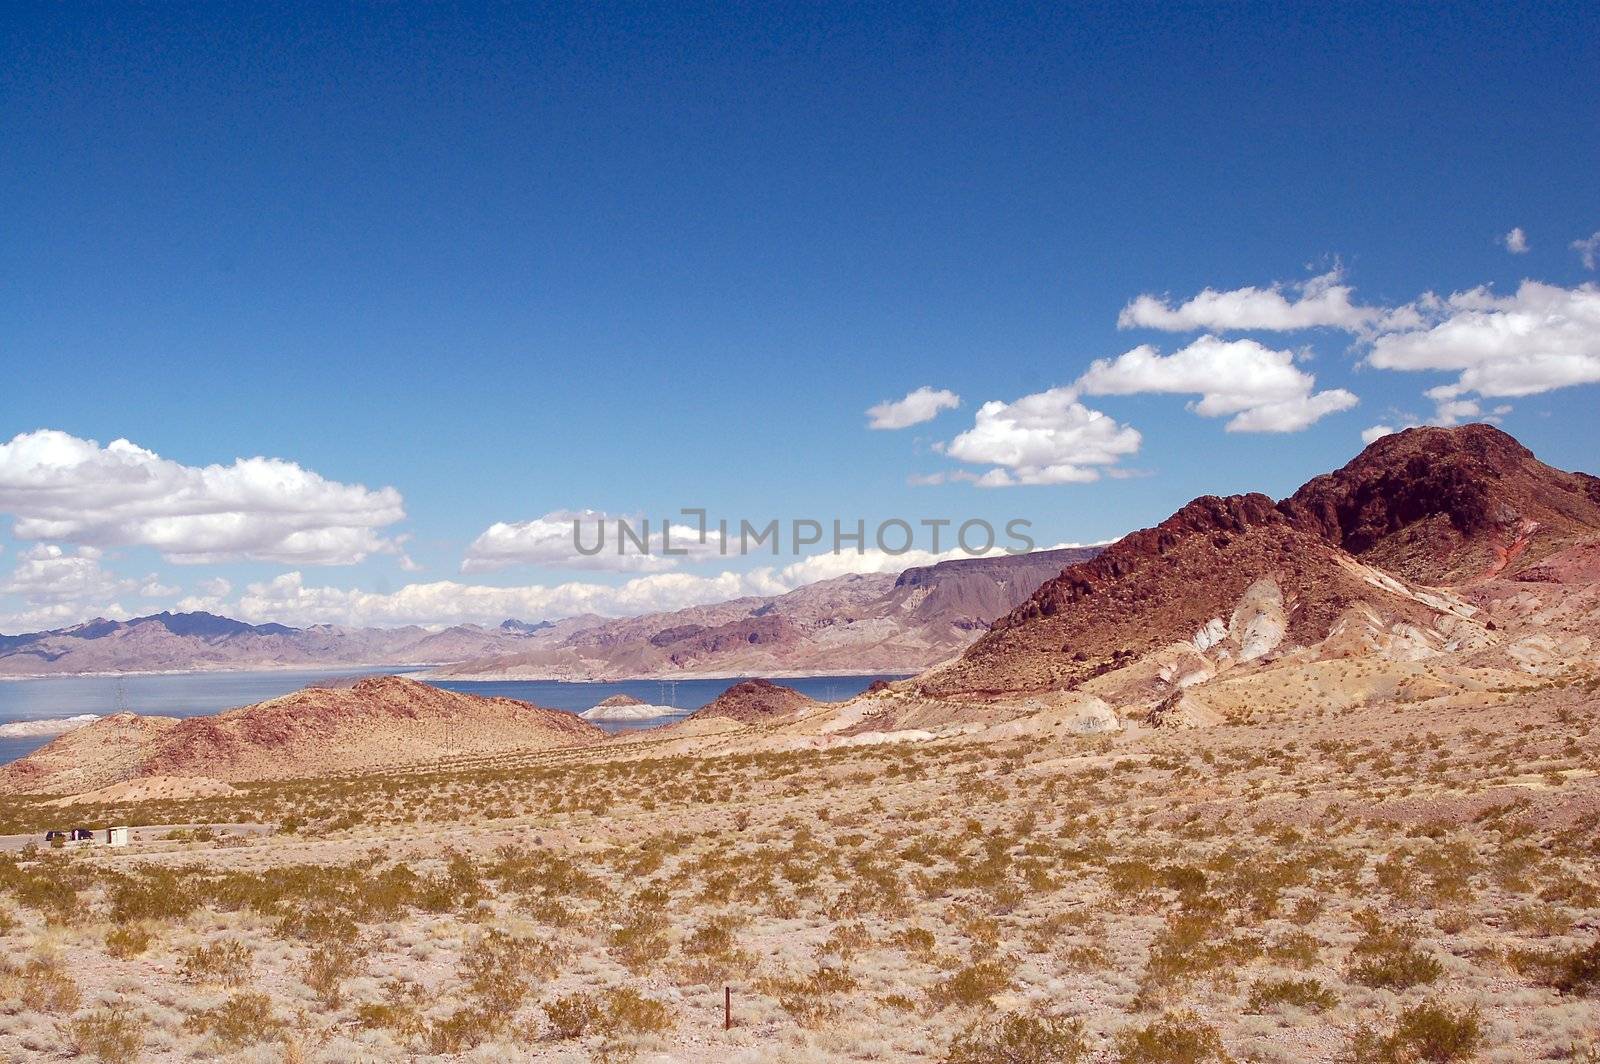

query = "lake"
[0,669,908,764]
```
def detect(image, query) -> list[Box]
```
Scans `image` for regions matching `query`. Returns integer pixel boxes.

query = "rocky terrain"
[921,425,1600,699]
[432,547,1101,681]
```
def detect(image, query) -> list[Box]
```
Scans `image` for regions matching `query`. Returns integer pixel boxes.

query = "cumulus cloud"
[1078,336,1358,433]
[0,430,407,565]
[938,387,1142,486]
[0,544,158,631]
[234,534,1075,628]
[1503,227,1530,254]
[462,510,723,574]
[866,387,961,430]
[1364,281,1600,398]
[234,570,784,628]
[1118,269,1381,333]
[0,601,133,633]
[2,544,131,604]
[1359,395,1512,446]
[772,545,1006,586]
[1574,232,1600,271]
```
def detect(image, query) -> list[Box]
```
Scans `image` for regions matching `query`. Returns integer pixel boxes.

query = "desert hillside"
[0,675,601,795]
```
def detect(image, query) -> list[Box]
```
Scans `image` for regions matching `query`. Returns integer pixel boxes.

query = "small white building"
[105,826,130,847]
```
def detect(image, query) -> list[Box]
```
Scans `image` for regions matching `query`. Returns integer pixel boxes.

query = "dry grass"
[0,677,1598,1061]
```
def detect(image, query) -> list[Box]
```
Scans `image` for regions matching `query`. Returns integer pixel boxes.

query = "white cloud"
[1078,336,1358,433]
[0,601,134,633]
[197,577,233,598]
[234,570,781,627]
[772,545,1007,586]
[233,563,846,628]
[1358,394,1514,446]
[1360,424,1400,445]
[0,430,406,565]
[1118,269,1380,332]
[938,387,1142,486]
[1502,227,1530,254]
[462,510,723,574]
[233,536,1065,628]
[866,387,961,430]
[1,544,133,604]
[1365,281,1600,398]
[1574,232,1600,271]
[0,542,193,631]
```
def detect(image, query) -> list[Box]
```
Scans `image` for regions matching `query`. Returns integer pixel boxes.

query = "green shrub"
[930,957,1016,1009]
[1115,1010,1231,1064]
[1348,917,1442,990]
[1246,977,1338,1013]
[1345,999,1483,1063]
[946,1012,1089,1063]
[545,991,602,1039]
[177,940,253,987]
[183,992,285,1050]
[599,986,673,1035]
[1549,937,1600,995]
[105,922,153,959]
[68,1004,144,1064]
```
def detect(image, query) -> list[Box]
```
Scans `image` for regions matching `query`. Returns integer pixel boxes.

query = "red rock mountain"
[1281,424,1600,583]
[923,425,1600,698]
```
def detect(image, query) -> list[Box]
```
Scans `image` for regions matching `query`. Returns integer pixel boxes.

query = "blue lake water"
[0,669,908,764]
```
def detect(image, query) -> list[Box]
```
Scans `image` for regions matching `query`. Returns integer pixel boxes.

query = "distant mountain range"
[0,547,1100,679]
[426,547,1102,681]
[0,611,548,677]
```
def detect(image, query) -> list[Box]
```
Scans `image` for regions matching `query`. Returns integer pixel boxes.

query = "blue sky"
[2,3,1598,629]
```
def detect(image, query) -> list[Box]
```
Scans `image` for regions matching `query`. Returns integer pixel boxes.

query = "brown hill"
[686,679,818,724]
[922,425,1598,699]
[0,676,601,795]
[1282,424,1600,584]
[921,494,1440,696]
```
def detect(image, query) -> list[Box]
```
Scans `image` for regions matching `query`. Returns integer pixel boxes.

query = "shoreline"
[421,667,919,683]
[0,662,439,682]
[0,664,917,684]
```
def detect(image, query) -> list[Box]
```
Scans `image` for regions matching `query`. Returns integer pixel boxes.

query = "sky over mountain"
[2,3,1597,630]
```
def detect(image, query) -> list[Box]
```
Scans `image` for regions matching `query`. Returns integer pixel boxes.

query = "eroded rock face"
[923,426,1600,699]
[922,494,1432,697]
[1144,690,1223,729]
